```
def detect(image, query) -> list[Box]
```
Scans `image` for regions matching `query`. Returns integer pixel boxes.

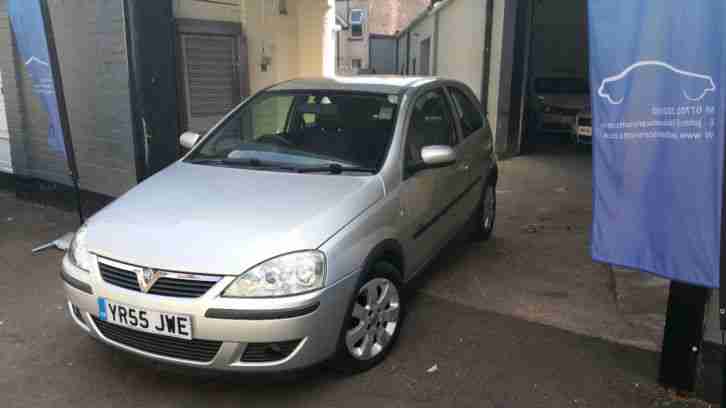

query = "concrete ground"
[0,144,713,407]
[421,143,670,352]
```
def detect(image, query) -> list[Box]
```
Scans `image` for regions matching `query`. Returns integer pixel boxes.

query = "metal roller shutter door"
[179,33,241,134]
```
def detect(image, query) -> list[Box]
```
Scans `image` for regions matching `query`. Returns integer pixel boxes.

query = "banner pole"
[720,51,726,406]
[38,0,84,224]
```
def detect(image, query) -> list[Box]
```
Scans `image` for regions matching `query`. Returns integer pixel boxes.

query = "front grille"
[541,122,572,130]
[241,340,301,363]
[98,261,219,298]
[99,263,140,291]
[578,117,592,127]
[93,317,222,362]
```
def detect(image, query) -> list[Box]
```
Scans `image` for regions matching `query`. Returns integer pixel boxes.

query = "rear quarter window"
[449,87,484,138]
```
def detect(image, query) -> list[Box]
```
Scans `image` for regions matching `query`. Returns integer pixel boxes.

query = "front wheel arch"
[360,239,405,282]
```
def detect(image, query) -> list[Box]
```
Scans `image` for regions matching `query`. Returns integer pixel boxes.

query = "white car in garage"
[573,107,592,145]
[530,77,590,136]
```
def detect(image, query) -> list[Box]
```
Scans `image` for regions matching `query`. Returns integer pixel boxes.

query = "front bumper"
[539,113,576,132]
[61,255,358,372]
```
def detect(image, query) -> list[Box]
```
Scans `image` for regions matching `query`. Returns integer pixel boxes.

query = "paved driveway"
[0,146,705,407]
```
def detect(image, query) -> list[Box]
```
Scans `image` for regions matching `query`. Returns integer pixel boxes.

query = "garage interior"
[516,0,590,153]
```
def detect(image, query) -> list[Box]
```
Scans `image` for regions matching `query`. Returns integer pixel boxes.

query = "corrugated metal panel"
[180,33,240,133]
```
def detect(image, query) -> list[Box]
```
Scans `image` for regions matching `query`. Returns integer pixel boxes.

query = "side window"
[350,9,364,38]
[251,95,294,137]
[449,87,484,138]
[405,89,456,166]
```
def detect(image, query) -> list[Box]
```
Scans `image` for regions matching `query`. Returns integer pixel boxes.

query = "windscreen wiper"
[296,163,376,175]
[188,158,297,171]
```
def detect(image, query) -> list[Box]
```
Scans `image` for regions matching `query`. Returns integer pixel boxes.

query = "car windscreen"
[535,78,589,94]
[185,90,399,173]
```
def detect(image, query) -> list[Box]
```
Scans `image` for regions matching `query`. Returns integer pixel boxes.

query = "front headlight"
[222,251,326,298]
[68,224,94,272]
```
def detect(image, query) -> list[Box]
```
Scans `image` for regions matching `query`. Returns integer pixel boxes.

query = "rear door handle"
[458,162,470,172]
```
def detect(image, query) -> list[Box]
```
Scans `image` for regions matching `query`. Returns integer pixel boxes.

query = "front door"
[0,72,12,173]
[446,85,495,221]
[400,88,462,275]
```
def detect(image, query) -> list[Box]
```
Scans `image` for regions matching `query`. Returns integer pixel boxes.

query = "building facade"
[335,0,428,75]
[0,0,333,198]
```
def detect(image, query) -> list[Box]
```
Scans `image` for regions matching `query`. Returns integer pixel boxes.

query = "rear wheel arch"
[487,164,499,186]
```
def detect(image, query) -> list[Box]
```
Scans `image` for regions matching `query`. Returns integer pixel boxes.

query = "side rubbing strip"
[413,176,483,239]
[205,302,320,320]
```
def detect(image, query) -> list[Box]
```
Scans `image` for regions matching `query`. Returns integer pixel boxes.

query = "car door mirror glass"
[179,131,201,149]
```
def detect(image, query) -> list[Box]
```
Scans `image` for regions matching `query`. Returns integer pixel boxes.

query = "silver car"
[61,77,498,373]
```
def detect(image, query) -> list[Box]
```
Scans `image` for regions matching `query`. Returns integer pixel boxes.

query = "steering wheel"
[258,133,293,147]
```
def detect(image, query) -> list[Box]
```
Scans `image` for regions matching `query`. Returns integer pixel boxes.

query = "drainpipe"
[432,10,439,75]
[406,31,411,75]
[395,33,399,73]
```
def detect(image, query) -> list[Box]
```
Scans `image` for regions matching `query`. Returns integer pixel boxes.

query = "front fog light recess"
[223,251,325,297]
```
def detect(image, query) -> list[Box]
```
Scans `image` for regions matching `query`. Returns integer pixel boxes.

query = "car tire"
[471,181,496,242]
[329,261,404,374]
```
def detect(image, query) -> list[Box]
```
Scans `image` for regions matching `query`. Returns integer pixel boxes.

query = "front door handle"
[457,162,471,172]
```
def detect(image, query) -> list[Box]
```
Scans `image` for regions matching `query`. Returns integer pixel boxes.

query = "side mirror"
[179,131,201,150]
[422,145,457,166]
[407,145,457,174]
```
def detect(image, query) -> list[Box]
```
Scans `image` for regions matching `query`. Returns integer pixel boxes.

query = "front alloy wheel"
[345,278,400,360]
[331,262,403,373]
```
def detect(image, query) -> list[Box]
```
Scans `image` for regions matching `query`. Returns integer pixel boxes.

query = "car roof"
[267,76,441,94]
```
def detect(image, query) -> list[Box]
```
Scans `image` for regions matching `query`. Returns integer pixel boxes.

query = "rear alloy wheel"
[330,262,403,373]
[472,182,496,241]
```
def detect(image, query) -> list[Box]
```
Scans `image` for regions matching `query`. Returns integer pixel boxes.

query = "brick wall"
[0,0,29,174]
[0,0,137,197]
[369,0,429,35]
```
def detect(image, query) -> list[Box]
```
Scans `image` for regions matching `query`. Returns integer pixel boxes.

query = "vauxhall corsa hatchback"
[61,77,498,373]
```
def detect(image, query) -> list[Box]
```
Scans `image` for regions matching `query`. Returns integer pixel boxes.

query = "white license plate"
[97,298,192,340]
[577,126,592,136]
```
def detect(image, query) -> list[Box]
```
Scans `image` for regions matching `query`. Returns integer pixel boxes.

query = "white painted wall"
[435,0,486,99]
[243,0,334,94]
[407,13,434,76]
[173,0,241,22]
[487,0,517,154]
[0,71,11,173]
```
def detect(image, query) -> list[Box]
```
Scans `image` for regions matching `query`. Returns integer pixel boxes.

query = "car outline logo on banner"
[598,60,716,105]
